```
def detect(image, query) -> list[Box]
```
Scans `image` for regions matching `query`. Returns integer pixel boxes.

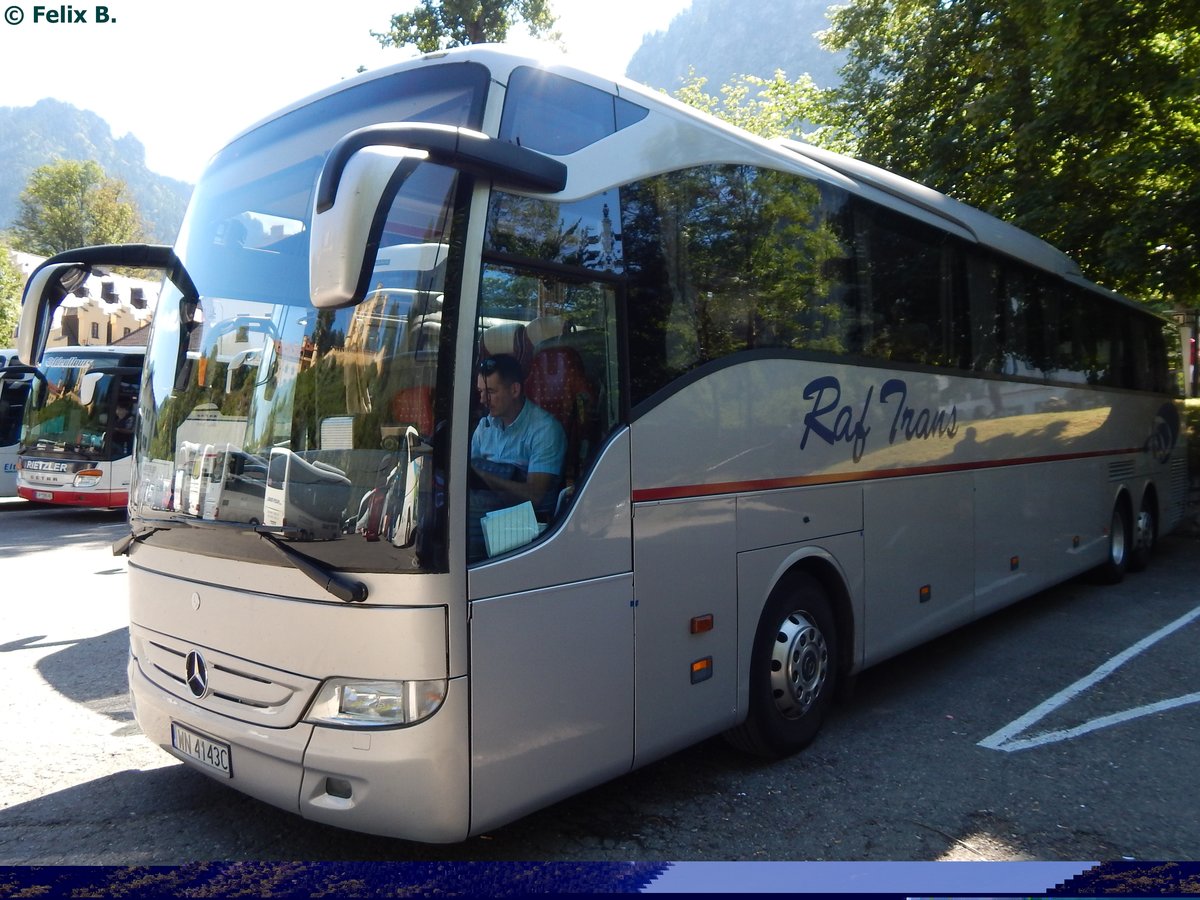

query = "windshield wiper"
[112,524,172,556]
[113,515,369,604]
[256,528,369,603]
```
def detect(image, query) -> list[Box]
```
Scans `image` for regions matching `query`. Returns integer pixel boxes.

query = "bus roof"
[773,139,1083,281]
[215,44,1142,311]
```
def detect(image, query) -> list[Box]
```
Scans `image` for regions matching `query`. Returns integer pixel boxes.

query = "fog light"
[325,777,353,799]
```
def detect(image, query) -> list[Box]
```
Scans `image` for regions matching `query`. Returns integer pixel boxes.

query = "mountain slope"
[626,0,843,93]
[0,98,191,244]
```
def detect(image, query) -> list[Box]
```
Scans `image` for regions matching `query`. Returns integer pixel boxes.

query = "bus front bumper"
[129,656,472,842]
[18,485,126,507]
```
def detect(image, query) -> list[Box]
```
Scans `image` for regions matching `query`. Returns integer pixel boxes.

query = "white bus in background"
[0,362,32,497]
[16,345,144,508]
[16,46,1184,843]
[263,447,352,540]
[211,447,270,525]
[173,440,270,524]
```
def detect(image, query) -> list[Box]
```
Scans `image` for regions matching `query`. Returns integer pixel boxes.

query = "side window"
[621,165,858,407]
[966,252,1003,373]
[997,265,1049,379]
[468,192,624,563]
[499,67,648,155]
[852,200,960,367]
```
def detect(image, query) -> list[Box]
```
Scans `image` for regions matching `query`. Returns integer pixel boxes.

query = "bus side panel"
[631,497,738,768]
[861,472,975,666]
[974,459,1109,616]
[468,574,634,835]
[0,447,17,496]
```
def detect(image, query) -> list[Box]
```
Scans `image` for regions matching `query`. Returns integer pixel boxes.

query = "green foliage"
[13,159,143,256]
[374,0,559,52]
[673,0,1200,310]
[0,243,21,347]
[818,0,1200,309]
[673,68,835,144]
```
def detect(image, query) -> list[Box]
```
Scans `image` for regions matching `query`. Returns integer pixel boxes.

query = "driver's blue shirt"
[470,397,566,484]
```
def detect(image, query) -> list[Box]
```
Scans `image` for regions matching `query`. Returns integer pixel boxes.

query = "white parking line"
[979,603,1200,752]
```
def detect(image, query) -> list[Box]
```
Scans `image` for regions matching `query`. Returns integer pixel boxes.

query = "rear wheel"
[1128,494,1156,573]
[725,571,839,758]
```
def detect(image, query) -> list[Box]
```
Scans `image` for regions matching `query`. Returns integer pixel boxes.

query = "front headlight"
[304,678,446,728]
[74,470,103,487]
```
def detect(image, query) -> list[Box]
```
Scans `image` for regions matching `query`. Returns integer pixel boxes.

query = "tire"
[1093,502,1130,584]
[724,571,839,758]
[1128,494,1156,573]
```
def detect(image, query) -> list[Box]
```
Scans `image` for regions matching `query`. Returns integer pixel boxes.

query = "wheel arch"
[1113,483,1134,520]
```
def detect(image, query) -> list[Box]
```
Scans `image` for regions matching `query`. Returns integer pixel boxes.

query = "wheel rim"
[1110,509,1127,566]
[1134,507,1155,552]
[769,610,829,720]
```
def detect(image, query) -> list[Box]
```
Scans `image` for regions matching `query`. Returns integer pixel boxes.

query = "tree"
[673,68,832,144]
[12,160,143,257]
[0,244,21,347]
[374,0,559,53]
[817,0,1200,309]
[673,0,1199,311]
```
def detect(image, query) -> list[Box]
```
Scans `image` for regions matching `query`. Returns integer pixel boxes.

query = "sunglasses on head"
[478,358,499,374]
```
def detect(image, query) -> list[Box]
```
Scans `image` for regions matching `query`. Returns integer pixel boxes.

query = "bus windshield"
[131,64,488,574]
[22,350,140,459]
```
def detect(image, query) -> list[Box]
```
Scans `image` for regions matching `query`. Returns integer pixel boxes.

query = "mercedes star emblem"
[184,650,210,699]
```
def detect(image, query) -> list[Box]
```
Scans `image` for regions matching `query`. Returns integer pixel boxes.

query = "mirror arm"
[316,123,567,214]
[36,243,199,302]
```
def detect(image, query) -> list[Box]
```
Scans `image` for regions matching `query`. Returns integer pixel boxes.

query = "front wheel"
[724,571,840,758]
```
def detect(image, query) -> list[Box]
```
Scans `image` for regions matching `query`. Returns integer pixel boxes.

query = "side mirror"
[16,243,196,368]
[309,147,424,310]
[79,371,105,406]
[17,262,88,365]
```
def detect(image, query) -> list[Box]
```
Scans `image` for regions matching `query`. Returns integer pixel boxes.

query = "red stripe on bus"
[631,446,1143,504]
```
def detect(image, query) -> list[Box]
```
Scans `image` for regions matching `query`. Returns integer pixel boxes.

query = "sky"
[0,0,692,183]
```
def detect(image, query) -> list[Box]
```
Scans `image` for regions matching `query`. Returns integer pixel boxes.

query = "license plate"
[35,491,52,501]
[171,722,233,778]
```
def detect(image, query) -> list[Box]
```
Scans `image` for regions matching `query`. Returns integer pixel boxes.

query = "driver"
[468,354,566,558]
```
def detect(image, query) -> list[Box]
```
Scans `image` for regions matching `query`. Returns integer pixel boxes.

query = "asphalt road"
[0,496,1197,865]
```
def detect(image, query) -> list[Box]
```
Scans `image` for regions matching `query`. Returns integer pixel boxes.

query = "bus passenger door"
[466,259,632,831]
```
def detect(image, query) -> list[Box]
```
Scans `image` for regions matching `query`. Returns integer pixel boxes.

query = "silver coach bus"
[16,46,1183,842]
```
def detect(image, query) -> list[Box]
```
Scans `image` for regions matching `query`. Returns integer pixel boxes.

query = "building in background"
[9,249,158,347]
